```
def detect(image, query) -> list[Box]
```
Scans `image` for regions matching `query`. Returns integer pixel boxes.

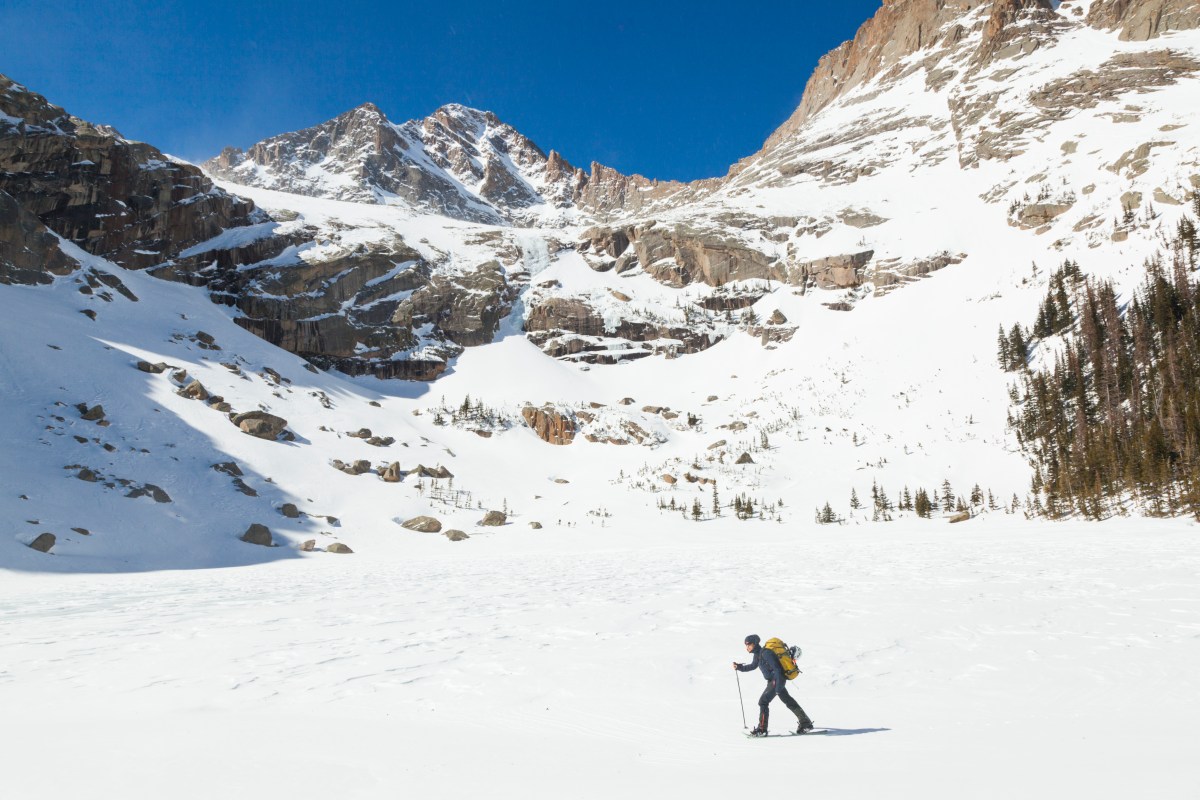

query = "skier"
[733,634,814,736]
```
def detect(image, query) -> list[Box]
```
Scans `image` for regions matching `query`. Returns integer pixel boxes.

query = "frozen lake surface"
[3,521,1197,798]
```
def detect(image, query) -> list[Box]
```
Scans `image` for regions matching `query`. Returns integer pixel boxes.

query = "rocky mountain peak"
[205,100,589,223]
[428,102,498,131]
[1,75,78,136]
[349,100,385,117]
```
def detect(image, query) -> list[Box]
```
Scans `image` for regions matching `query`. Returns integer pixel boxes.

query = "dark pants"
[757,680,811,731]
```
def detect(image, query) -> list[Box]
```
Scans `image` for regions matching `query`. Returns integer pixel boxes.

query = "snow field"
[2,521,1197,798]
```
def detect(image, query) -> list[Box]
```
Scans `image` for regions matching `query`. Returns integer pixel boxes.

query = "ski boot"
[795,716,815,735]
[748,726,768,737]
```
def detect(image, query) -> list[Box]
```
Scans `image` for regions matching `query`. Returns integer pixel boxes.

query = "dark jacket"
[737,644,784,684]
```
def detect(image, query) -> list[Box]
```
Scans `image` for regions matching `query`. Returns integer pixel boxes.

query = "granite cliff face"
[1087,0,1200,39]
[755,0,1056,152]
[0,189,78,285]
[0,75,262,276]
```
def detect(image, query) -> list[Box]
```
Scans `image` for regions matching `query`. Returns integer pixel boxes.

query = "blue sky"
[1,1,882,181]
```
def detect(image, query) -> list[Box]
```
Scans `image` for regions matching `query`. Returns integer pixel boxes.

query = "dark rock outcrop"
[521,405,577,445]
[580,223,782,288]
[0,74,261,271]
[525,296,723,363]
[0,190,78,285]
[28,532,56,553]
[241,523,273,546]
[1087,0,1200,40]
[802,251,875,290]
[78,404,106,422]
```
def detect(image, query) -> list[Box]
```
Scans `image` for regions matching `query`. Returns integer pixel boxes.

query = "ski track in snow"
[3,526,1198,798]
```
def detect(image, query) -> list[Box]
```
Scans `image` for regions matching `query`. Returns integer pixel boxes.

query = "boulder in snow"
[241,523,273,546]
[28,532,55,553]
[231,411,289,440]
[401,516,442,533]
[78,404,105,422]
[479,510,507,527]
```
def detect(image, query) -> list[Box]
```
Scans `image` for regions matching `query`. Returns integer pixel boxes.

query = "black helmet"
[744,634,761,646]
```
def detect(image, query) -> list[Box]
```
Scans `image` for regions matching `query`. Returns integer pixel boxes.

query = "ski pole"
[735,669,747,728]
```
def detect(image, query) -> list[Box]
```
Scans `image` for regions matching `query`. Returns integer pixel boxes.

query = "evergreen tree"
[1006,220,1200,518]
[1008,325,1028,371]
[914,488,932,518]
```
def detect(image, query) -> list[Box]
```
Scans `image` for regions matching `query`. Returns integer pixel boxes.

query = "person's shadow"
[819,727,890,736]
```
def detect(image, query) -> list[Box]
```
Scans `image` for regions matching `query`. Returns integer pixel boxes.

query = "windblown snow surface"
[3,521,1199,798]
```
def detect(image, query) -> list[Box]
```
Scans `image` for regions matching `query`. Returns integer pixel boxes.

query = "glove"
[732,662,741,670]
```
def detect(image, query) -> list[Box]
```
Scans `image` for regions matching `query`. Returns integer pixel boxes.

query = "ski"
[743,729,829,739]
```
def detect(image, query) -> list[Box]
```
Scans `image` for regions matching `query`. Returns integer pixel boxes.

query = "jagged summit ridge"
[204,99,703,225]
[205,101,587,224]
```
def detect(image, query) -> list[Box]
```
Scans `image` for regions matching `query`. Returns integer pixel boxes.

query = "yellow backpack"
[764,637,802,680]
